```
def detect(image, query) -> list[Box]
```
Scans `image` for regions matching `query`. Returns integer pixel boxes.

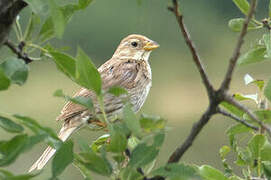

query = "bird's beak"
[143,41,160,51]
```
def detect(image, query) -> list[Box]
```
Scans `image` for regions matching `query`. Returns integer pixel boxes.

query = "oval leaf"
[0,116,23,133]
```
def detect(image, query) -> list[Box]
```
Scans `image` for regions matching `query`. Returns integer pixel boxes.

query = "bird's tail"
[28,126,77,172]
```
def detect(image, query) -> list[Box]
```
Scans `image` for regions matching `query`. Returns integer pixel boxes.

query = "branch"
[217,107,259,130]
[0,0,27,46]
[224,93,271,136]
[167,103,217,163]
[168,0,214,97]
[4,39,33,64]
[220,0,257,90]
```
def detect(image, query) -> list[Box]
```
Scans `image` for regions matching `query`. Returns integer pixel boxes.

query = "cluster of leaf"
[228,0,271,65]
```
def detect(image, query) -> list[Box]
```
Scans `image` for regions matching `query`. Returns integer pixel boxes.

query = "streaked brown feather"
[57,58,151,124]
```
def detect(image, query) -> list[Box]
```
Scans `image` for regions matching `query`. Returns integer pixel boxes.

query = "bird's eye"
[131,41,138,47]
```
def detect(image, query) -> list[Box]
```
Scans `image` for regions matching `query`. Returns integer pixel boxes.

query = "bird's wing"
[56,59,140,122]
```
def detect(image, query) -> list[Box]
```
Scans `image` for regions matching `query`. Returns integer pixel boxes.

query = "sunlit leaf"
[140,114,166,133]
[233,93,258,103]
[233,0,250,15]
[220,102,244,118]
[0,116,23,133]
[90,134,110,153]
[244,74,254,85]
[219,145,231,159]
[119,166,143,180]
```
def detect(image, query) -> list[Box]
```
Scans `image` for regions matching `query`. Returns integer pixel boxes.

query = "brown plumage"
[28,34,159,172]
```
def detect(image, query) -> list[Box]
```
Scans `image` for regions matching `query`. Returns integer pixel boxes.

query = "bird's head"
[113,34,159,61]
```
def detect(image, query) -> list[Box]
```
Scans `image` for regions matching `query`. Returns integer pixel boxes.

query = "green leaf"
[262,161,271,178]
[107,86,128,97]
[49,51,76,80]
[233,0,250,15]
[0,116,23,133]
[248,134,266,159]
[228,18,260,32]
[90,134,110,153]
[14,115,61,149]
[49,0,65,38]
[264,78,271,102]
[140,114,166,133]
[199,165,228,180]
[129,143,159,168]
[263,33,271,58]
[119,166,143,180]
[270,0,271,18]
[123,104,141,137]
[220,102,244,118]
[153,131,165,148]
[0,69,10,91]
[255,110,271,123]
[226,124,252,150]
[0,134,28,166]
[220,145,231,159]
[260,141,271,161]
[152,163,200,179]
[24,0,49,14]
[73,154,93,180]
[108,125,127,153]
[0,57,28,85]
[52,140,74,177]
[54,89,93,110]
[78,0,93,9]
[78,151,112,176]
[0,169,39,180]
[75,47,101,95]
[39,17,54,42]
[238,47,268,65]
[24,13,40,41]
[233,93,258,103]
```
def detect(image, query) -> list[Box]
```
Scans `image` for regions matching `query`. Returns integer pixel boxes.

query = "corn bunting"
[29,34,159,172]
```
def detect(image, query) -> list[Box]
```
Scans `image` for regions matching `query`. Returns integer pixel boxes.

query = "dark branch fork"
[165,0,270,167]
[4,40,33,64]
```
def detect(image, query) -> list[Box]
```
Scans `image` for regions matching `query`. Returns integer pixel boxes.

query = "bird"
[28,34,159,172]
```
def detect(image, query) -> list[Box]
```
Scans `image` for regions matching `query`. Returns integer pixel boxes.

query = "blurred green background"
[0,0,271,179]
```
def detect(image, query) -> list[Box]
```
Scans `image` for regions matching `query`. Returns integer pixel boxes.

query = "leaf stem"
[98,95,109,125]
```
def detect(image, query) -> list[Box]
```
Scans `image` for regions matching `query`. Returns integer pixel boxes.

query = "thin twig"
[224,94,271,136]
[4,39,33,64]
[221,0,257,90]
[168,0,214,97]
[217,107,259,130]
